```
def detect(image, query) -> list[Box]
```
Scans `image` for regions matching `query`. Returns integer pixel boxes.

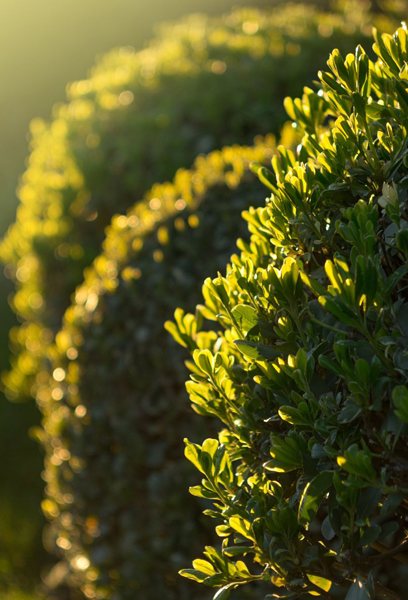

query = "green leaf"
[184,439,203,471]
[202,438,219,460]
[280,507,300,541]
[233,340,260,360]
[352,92,367,118]
[319,355,344,377]
[357,487,382,522]
[380,493,404,516]
[357,524,381,548]
[307,574,332,592]
[190,484,218,499]
[384,265,407,298]
[164,320,188,348]
[214,584,238,600]
[337,445,376,482]
[300,271,326,296]
[396,229,408,254]
[338,402,362,424]
[179,569,208,583]
[193,559,216,575]
[322,516,335,541]
[299,471,333,525]
[231,304,258,333]
[234,340,281,361]
[193,349,214,375]
[229,517,255,541]
[319,295,359,327]
[295,348,307,374]
[393,385,408,423]
[355,256,377,307]
[344,575,372,599]
[223,546,253,557]
[265,436,303,472]
[278,404,313,427]
[302,545,319,566]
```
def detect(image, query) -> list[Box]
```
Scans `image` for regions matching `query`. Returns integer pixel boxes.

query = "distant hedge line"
[38,138,276,599]
[1,2,390,403]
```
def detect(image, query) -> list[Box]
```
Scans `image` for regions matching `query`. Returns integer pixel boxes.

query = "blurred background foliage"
[5,2,380,406]
[0,2,270,596]
[1,0,283,592]
[38,138,276,600]
[0,0,404,598]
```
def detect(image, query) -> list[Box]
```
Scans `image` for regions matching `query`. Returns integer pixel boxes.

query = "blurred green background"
[0,0,275,596]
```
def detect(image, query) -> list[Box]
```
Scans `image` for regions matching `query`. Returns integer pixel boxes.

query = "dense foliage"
[37,139,279,599]
[0,2,393,402]
[167,26,408,600]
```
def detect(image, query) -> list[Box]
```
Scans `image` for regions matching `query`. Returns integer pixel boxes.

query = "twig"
[369,540,408,566]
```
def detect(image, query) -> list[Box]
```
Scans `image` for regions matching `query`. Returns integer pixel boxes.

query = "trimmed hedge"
[168,26,408,600]
[1,2,393,401]
[37,139,278,599]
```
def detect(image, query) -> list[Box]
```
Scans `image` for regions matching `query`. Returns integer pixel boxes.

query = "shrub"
[0,2,393,402]
[37,138,280,600]
[167,26,408,600]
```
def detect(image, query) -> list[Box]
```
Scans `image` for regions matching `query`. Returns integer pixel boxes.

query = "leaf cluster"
[168,25,408,600]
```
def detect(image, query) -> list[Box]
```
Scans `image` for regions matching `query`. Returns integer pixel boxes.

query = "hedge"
[0,2,393,402]
[168,25,408,600]
[36,138,279,599]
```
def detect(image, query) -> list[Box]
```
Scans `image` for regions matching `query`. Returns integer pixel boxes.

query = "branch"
[369,540,408,566]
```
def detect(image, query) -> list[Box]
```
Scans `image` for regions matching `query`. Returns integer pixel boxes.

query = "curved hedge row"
[37,138,278,599]
[168,26,408,600]
[1,2,392,401]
